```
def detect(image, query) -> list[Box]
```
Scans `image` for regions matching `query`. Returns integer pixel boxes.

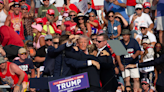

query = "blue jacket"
[43,43,67,76]
[51,47,89,77]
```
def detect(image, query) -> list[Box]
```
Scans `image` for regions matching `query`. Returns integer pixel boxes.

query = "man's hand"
[113,0,119,5]
[125,64,137,69]
[131,54,136,59]
[63,4,66,8]
[101,6,104,12]
[132,14,138,22]
[91,60,100,70]
[68,35,75,43]
[14,85,20,92]
[119,64,124,71]
[30,88,36,92]
[100,50,110,56]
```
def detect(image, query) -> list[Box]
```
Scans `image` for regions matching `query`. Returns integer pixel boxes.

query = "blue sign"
[48,72,90,92]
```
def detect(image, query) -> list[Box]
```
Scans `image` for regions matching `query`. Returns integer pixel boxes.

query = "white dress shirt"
[97,45,107,57]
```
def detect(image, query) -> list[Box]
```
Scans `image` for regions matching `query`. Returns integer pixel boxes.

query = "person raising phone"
[129,4,154,38]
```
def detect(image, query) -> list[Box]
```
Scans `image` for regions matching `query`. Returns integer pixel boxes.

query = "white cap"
[140,23,148,28]
[142,39,151,44]
[135,4,143,9]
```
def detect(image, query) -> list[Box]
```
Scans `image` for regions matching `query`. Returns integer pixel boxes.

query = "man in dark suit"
[96,33,118,92]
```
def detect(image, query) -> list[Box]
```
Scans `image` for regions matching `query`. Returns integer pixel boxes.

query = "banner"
[48,72,90,92]
[77,0,88,15]
[79,0,95,9]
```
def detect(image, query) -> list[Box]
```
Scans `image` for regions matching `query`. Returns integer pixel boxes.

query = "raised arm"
[10,63,25,91]
[101,7,108,25]
[29,0,35,15]
[3,0,9,12]
[113,0,126,8]
[115,14,128,27]
[4,15,11,26]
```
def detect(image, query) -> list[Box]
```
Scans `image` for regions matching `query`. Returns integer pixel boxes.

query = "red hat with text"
[47,9,55,15]
[36,18,43,24]
[143,2,151,8]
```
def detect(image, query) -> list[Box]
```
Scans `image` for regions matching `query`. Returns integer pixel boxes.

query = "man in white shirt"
[129,4,154,38]
[136,23,157,46]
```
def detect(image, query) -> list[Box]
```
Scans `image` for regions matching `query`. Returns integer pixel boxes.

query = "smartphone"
[65,17,71,21]
[64,0,67,5]
[134,12,138,16]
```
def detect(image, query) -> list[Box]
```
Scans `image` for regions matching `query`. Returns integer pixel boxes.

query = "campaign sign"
[48,72,90,92]
[77,0,88,15]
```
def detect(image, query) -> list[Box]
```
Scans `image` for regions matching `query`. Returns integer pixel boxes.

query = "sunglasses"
[14,5,20,8]
[53,42,59,44]
[69,15,76,17]
[89,15,94,17]
[136,8,142,10]
[45,39,52,41]
[108,15,114,18]
[48,14,54,16]
[91,38,96,41]
[22,8,28,10]
[43,0,49,1]
[20,53,27,55]
[155,46,162,49]
[140,27,146,30]
[96,40,104,43]
[141,83,148,85]
[78,18,84,20]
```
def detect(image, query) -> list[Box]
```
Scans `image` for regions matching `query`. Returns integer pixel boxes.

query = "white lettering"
[61,83,66,89]
[56,84,61,90]
[71,80,77,86]
[77,79,81,85]
[66,81,71,88]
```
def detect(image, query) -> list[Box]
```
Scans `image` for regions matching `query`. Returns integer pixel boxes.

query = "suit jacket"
[52,48,89,77]
[43,43,67,76]
[97,46,118,91]
[65,49,101,88]
[139,54,164,86]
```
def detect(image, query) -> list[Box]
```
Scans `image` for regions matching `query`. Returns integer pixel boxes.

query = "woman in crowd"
[101,8,121,40]
[75,13,92,37]
[0,0,9,27]
[32,24,45,50]
[87,12,102,34]
[60,0,78,15]
[115,12,128,29]
[154,43,164,86]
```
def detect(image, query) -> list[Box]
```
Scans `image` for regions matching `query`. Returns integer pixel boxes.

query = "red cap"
[35,18,43,24]
[9,0,14,3]
[143,2,151,8]
[47,9,55,15]
[55,29,62,35]
[76,30,83,35]
[0,0,3,4]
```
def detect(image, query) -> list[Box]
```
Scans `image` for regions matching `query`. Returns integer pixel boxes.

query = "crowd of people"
[0,0,163,92]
